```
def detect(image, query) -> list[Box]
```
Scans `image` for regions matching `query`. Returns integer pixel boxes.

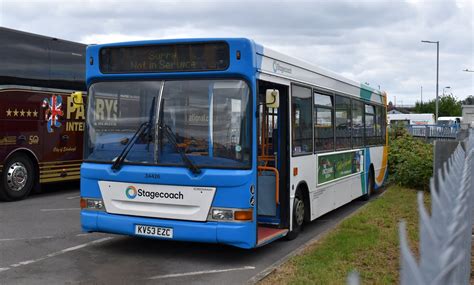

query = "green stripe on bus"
[360,84,372,101]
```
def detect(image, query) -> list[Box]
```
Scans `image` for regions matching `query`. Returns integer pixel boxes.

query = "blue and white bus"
[80,38,388,249]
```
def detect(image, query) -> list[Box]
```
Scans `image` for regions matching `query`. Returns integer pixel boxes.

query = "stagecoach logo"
[124,185,185,200]
[272,60,292,74]
[42,95,63,133]
[125,186,138,199]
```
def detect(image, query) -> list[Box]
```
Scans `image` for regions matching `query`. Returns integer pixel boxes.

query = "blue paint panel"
[362,148,371,194]
[86,38,257,87]
[83,38,260,248]
[254,42,264,70]
[81,163,254,209]
[81,210,256,249]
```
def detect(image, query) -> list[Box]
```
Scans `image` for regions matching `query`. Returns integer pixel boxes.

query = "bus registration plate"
[135,225,173,239]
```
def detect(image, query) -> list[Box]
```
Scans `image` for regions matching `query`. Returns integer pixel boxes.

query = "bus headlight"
[80,198,105,211]
[208,208,253,222]
[211,209,234,221]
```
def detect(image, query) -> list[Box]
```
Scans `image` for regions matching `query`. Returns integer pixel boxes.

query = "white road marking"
[40,208,80,212]
[0,236,54,242]
[76,233,89,237]
[0,237,113,274]
[148,266,256,279]
[66,195,81,200]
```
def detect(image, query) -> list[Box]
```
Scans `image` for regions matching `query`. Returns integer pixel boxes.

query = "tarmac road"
[0,182,373,284]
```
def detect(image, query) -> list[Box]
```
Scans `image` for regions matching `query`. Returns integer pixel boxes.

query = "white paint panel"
[369,146,388,186]
[289,155,316,230]
[260,47,362,90]
[370,92,383,104]
[256,72,291,86]
[259,55,360,97]
[370,147,383,172]
[311,174,363,220]
[310,184,333,219]
[99,181,215,222]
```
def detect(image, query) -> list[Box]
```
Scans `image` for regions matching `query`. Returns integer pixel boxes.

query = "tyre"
[286,191,305,240]
[0,154,35,201]
[361,168,375,201]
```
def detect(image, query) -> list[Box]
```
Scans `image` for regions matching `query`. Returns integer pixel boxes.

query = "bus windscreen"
[99,42,229,73]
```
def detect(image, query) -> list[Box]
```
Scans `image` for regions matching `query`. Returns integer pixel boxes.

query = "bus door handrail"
[257,166,279,205]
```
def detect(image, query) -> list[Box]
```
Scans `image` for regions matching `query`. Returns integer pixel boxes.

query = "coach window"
[314,92,334,152]
[365,104,376,145]
[335,95,351,149]
[292,85,313,155]
[352,100,364,147]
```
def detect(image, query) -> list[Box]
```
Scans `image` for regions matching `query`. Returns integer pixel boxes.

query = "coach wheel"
[362,169,375,201]
[0,154,35,201]
[286,191,305,240]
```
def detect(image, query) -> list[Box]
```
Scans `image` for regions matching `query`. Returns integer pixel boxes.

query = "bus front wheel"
[0,154,35,201]
[286,191,305,240]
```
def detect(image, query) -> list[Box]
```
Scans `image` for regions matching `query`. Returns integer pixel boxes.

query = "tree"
[462,95,474,105]
[413,94,461,116]
[438,94,462,116]
[414,100,435,114]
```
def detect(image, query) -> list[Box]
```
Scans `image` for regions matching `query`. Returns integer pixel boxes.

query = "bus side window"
[352,100,364,147]
[291,85,312,155]
[335,95,351,149]
[314,92,334,152]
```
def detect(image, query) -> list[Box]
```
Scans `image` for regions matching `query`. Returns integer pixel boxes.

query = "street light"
[421,40,440,122]
[443,86,451,96]
[463,69,474,73]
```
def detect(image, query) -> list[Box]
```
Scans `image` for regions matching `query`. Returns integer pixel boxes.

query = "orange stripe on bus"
[376,146,388,184]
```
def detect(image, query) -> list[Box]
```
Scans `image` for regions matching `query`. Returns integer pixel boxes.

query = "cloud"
[1,0,472,104]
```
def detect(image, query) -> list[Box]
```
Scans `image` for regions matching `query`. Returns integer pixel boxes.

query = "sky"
[0,0,473,105]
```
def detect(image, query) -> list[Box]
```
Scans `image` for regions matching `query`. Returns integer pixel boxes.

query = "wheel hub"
[7,162,28,192]
[295,198,305,226]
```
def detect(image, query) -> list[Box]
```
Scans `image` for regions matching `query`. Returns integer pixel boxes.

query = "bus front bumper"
[81,210,256,249]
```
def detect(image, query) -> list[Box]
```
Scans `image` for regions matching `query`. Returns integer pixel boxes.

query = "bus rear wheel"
[361,168,375,201]
[286,191,305,240]
[0,154,35,201]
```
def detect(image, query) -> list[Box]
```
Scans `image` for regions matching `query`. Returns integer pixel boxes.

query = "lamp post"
[422,40,440,122]
[443,86,451,96]
[421,86,423,105]
[463,69,474,73]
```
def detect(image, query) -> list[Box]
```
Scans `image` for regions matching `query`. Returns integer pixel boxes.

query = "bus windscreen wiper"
[160,123,201,175]
[111,97,156,171]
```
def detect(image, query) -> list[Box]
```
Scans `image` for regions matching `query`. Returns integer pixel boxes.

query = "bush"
[388,128,433,190]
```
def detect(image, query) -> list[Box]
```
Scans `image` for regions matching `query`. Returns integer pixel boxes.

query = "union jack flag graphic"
[42,95,63,133]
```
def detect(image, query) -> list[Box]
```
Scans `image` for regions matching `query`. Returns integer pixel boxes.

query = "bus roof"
[0,27,86,91]
[256,44,381,94]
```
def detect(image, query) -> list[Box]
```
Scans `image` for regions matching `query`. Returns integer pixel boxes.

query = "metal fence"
[348,130,474,285]
[398,130,474,284]
[408,125,460,140]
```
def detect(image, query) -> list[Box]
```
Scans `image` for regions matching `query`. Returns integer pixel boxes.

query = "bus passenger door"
[256,80,290,246]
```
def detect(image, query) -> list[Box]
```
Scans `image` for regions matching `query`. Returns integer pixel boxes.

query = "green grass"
[261,186,429,285]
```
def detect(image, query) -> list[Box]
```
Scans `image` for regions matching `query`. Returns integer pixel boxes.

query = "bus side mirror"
[70,92,84,108]
[266,89,279,108]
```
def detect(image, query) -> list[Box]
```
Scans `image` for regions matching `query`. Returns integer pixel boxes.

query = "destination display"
[99,42,229,73]
[318,150,363,184]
